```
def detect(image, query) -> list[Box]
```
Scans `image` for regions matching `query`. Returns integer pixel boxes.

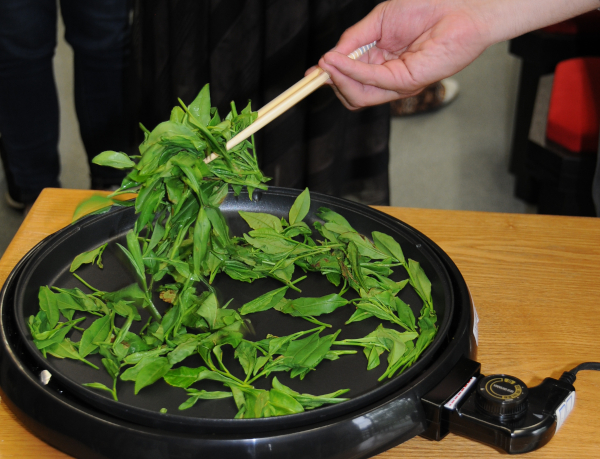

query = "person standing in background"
[0,0,131,210]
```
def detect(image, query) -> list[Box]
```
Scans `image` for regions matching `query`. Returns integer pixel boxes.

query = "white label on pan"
[468,287,479,345]
[473,305,479,345]
[444,376,478,410]
[555,391,576,432]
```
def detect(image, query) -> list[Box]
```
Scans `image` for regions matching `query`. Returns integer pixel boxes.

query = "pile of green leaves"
[29,85,437,419]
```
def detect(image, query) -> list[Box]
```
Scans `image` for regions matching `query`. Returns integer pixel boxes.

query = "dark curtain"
[131,0,390,205]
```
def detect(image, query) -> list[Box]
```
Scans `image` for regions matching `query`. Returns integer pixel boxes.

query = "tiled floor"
[0,25,526,257]
[389,42,525,213]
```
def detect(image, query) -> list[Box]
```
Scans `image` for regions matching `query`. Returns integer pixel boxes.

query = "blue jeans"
[0,0,130,204]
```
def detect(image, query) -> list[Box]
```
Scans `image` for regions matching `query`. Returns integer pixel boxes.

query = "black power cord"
[559,362,600,385]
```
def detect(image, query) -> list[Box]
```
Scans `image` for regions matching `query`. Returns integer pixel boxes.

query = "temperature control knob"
[476,374,529,420]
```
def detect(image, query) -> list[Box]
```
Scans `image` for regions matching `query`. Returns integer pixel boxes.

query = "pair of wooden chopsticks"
[225,41,377,151]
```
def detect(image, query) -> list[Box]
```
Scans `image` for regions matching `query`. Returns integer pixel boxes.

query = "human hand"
[315,0,600,110]
[313,0,490,109]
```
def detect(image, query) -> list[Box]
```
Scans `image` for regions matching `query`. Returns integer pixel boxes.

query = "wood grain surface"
[1,188,599,458]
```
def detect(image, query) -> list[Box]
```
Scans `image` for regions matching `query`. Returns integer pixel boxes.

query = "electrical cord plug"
[559,362,600,385]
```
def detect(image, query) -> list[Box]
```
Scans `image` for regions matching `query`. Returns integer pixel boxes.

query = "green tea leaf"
[239,285,289,315]
[82,382,117,400]
[79,314,112,357]
[188,83,212,127]
[276,294,348,318]
[206,182,229,207]
[118,332,153,356]
[117,243,146,289]
[347,242,367,291]
[102,357,121,380]
[108,300,140,321]
[351,301,396,325]
[55,292,88,314]
[239,211,283,232]
[47,339,99,369]
[372,231,405,264]
[123,346,170,365]
[38,286,60,329]
[179,389,232,410]
[232,386,270,418]
[365,345,383,370]
[338,232,386,260]
[316,207,355,231]
[113,307,135,347]
[193,206,211,275]
[407,259,432,307]
[395,297,416,331]
[267,389,305,416]
[170,106,185,123]
[92,151,136,169]
[289,188,310,226]
[164,366,207,388]
[271,377,349,410]
[126,230,146,280]
[271,330,341,380]
[415,315,437,355]
[313,221,339,243]
[33,319,83,349]
[234,341,257,377]
[197,293,218,330]
[102,283,147,307]
[168,338,202,366]
[70,243,107,272]
[243,233,297,255]
[345,308,373,324]
[135,185,165,233]
[165,177,185,204]
[205,207,230,246]
[134,357,172,394]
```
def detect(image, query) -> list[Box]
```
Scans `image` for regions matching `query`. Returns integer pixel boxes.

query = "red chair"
[508,11,600,206]
[526,57,600,216]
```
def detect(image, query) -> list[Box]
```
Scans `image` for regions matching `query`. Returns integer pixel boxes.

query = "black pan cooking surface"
[12,187,455,434]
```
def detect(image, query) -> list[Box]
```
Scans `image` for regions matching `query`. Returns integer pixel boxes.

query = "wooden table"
[1,188,599,458]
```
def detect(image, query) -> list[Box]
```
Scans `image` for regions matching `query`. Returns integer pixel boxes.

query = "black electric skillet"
[11,187,455,434]
[4,187,586,458]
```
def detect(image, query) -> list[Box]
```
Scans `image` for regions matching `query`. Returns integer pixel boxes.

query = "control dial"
[476,374,529,420]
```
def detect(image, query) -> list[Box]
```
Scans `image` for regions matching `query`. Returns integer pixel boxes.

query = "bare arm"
[316,0,600,109]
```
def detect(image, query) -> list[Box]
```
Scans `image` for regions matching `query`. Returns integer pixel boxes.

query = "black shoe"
[5,191,25,210]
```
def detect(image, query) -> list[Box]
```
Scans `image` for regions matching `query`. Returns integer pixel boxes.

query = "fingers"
[320,56,412,110]
[318,13,487,109]
[321,50,424,91]
[309,0,491,109]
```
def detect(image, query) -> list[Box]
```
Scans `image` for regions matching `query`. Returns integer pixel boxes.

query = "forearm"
[479,0,600,44]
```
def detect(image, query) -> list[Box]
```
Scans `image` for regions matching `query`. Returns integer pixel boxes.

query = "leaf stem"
[79,358,100,370]
[112,378,119,401]
[144,296,162,322]
[72,273,101,292]
[303,316,332,328]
